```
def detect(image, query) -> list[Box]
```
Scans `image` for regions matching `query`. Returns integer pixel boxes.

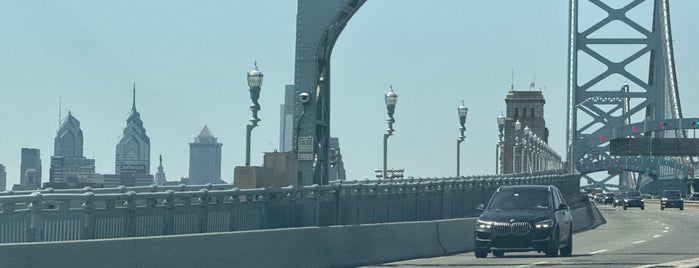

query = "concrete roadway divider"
[0,219,476,268]
[0,207,599,268]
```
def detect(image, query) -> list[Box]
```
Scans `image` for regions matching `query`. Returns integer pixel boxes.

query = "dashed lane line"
[633,240,646,244]
[589,249,608,255]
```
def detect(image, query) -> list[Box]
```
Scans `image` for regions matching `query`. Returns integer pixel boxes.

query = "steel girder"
[567,0,681,187]
[294,0,367,185]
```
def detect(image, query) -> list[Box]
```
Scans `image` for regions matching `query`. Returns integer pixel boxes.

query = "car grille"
[492,222,532,236]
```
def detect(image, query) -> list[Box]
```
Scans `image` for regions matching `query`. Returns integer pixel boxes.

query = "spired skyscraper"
[115,84,151,176]
[0,164,6,191]
[189,126,222,185]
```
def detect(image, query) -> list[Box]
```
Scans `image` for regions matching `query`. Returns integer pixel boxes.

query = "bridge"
[1,0,698,267]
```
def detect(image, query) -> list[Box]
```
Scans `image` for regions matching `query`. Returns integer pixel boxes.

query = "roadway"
[367,202,699,268]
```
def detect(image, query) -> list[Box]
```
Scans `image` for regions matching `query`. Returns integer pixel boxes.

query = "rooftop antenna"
[510,68,514,90]
[530,75,536,91]
[58,96,62,128]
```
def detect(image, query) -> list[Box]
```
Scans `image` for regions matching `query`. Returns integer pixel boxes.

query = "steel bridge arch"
[293,0,367,185]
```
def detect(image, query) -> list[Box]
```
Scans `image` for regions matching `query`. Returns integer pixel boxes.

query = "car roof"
[497,185,553,192]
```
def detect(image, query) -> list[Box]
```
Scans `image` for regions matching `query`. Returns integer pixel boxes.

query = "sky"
[1,1,698,187]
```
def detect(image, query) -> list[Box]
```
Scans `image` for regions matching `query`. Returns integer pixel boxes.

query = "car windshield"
[627,192,641,197]
[664,191,681,198]
[488,189,551,210]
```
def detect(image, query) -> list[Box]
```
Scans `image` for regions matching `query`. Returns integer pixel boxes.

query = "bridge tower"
[293,0,366,185]
[567,0,684,191]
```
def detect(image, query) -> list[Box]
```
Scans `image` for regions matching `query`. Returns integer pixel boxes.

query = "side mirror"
[476,204,485,211]
[557,203,569,210]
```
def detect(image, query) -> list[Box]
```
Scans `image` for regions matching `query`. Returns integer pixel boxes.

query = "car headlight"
[661,198,667,201]
[641,199,645,202]
[535,219,554,229]
[476,220,493,230]
[624,199,629,202]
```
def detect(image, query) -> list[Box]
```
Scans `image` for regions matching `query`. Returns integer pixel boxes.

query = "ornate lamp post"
[513,120,522,173]
[383,86,397,181]
[245,62,263,166]
[496,115,505,174]
[456,101,468,177]
[523,126,531,173]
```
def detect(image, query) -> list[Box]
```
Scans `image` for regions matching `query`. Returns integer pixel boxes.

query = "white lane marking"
[532,262,548,266]
[664,226,670,229]
[663,230,669,233]
[633,240,646,244]
[653,235,661,238]
[589,249,608,254]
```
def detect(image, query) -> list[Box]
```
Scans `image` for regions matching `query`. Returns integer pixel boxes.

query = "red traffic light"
[631,126,637,132]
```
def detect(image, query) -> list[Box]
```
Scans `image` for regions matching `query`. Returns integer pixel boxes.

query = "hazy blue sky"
[1,1,698,187]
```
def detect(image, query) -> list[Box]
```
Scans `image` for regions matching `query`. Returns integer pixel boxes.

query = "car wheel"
[492,250,505,257]
[661,205,664,210]
[560,229,573,257]
[641,206,644,210]
[623,206,627,210]
[680,206,684,211]
[545,230,559,257]
[474,249,488,258]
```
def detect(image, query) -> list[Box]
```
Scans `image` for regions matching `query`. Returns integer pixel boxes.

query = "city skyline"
[1,1,699,187]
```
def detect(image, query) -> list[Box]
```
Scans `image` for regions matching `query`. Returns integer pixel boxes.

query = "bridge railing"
[0,173,580,244]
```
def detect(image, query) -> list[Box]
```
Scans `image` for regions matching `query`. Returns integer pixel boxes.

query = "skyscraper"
[0,164,6,191]
[279,85,295,152]
[188,126,223,185]
[20,148,42,189]
[328,137,346,181]
[115,84,151,175]
[49,111,96,187]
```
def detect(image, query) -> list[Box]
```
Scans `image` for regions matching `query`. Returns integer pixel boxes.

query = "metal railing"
[0,173,580,244]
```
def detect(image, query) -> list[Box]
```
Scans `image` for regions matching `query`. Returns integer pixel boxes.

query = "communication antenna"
[530,75,536,91]
[510,69,514,90]
[58,96,62,128]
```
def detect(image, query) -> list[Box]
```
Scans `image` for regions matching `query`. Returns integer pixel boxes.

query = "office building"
[0,164,6,191]
[48,111,97,188]
[188,126,223,185]
[279,85,295,152]
[115,84,151,176]
[20,148,42,189]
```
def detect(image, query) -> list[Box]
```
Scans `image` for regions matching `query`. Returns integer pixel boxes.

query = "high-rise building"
[188,126,223,185]
[328,137,346,181]
[0,164,6,191]
[115,84,151,175]
[20,148,42,189]
[48,111,97,188]
[279,85,295,152]
[154,154,167,186]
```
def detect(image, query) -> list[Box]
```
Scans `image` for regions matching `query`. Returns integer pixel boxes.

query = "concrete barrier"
[0,203,604,268]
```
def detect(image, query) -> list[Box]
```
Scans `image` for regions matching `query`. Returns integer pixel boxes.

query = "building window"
[522,108,527,117]
[514,109,518,118]
[531,108,536,117]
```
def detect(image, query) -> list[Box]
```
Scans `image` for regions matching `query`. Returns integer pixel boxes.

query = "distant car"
[613,194,625,208]
[689,193,699,201]
[602,193,615,205]
[660,190,684,210]
[622,191,644,210]
[474,185,573,258]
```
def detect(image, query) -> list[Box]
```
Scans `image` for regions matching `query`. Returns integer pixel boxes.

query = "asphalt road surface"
[368,202,699,268]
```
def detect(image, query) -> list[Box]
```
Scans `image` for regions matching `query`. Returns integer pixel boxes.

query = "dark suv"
[602,193,615,205]
[474,185,573,258]
[622,191,644,210]
[660,190,684,210]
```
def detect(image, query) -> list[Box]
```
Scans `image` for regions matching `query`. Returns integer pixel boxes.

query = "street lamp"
[513,120,522,173]
[383,86,397,181]
[522,126,531,173]
[457,101,468,177]
[496,114,505,174]
[245,62,263,166]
